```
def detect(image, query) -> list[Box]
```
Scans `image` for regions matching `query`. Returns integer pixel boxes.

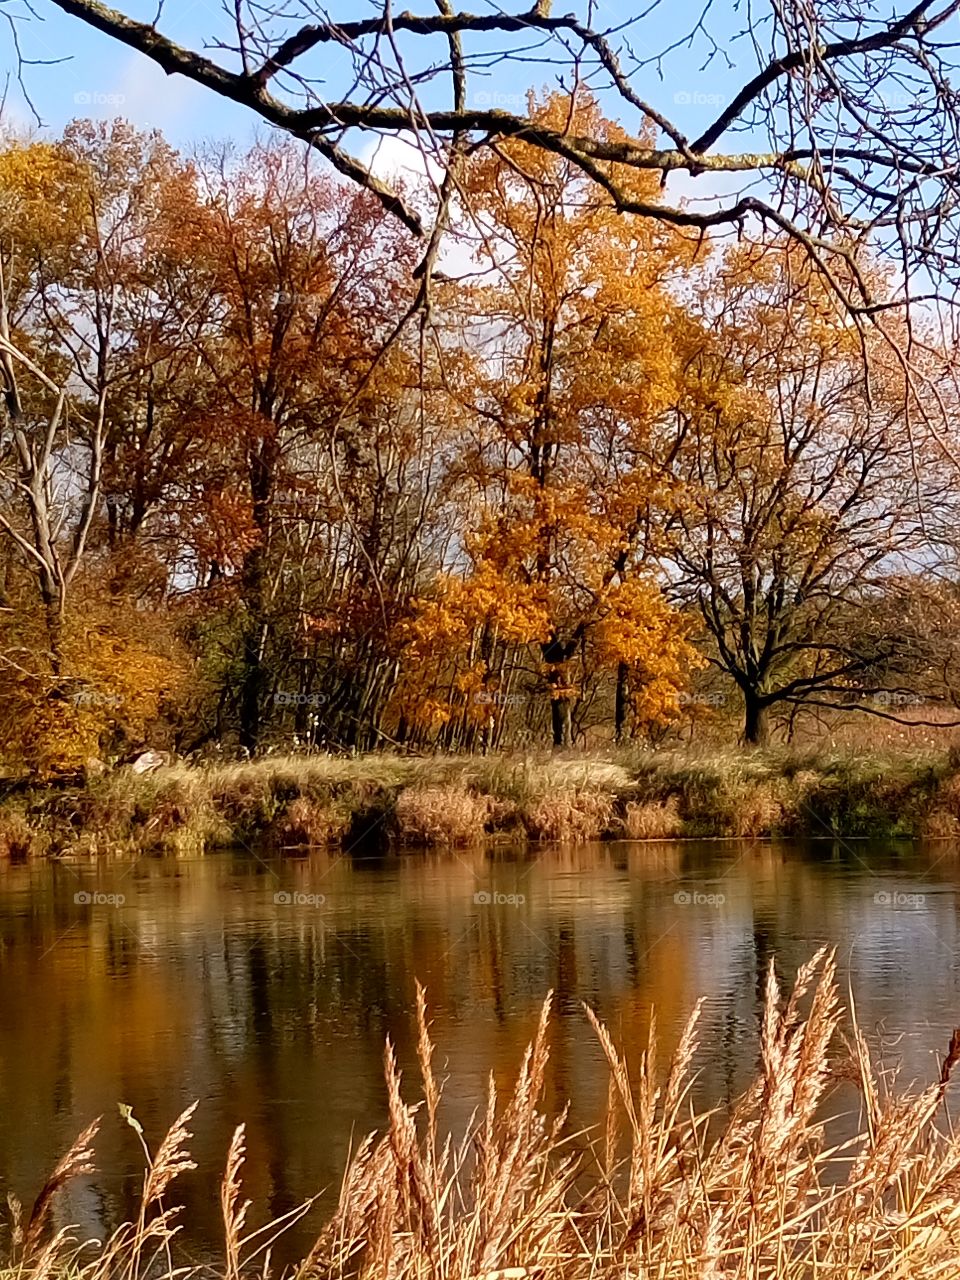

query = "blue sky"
[7,0,752,158]
[9,0,252,142]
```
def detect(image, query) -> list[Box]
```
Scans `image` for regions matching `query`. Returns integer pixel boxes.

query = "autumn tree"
[396,538,700,751]
[0,135,94,667]
[401,92,699,748]
[652,241,956,745]
[0,125,193,770]
[250,356,464,752]
[160,138,419,751]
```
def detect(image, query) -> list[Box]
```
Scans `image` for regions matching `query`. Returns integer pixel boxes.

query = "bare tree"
[0,302,86,671]
[39,0,960,319]
[0,125,190,673]
[650,244,957,744]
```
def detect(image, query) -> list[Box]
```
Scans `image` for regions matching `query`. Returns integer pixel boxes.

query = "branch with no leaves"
[35,0,960,316]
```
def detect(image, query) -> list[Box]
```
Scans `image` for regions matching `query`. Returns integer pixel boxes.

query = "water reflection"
[1,839,959,1261]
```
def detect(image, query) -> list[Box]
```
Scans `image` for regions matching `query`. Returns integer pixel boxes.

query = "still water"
[2,839,960,1260]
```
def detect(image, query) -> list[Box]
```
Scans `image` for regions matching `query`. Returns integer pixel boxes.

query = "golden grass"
[392,785,492,845]
[621,795,684,839]
[270,797,353,850]
[8,950,960,1280]
[4,743,960,854]
[0,809,44,858]
[522,787,615,841]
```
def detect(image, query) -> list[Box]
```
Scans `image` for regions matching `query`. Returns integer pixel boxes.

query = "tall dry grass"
[7,950,960,1279]
[10,744,960,853]
[392,786,493,845]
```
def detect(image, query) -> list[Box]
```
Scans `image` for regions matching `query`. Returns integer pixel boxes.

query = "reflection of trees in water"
[0,841,959,1262]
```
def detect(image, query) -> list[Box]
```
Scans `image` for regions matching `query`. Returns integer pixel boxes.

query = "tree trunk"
[238,432,278,754]
[238,599,267,753]
[614,661,629,745]
[744,694,769,747]
[43,596,66,679]
[543,633,577,749]
[551,695,573,748]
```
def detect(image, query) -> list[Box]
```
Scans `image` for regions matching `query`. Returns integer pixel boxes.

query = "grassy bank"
[6,950,960,1280]
[3,746,960,857]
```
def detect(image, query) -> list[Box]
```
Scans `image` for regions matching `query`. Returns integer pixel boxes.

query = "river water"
[1,839,959,1262]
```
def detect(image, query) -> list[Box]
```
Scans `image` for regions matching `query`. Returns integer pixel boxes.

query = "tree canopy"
[1,106,959,770]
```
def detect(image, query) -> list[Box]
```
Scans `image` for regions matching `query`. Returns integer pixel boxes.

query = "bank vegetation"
[6,746,960,856]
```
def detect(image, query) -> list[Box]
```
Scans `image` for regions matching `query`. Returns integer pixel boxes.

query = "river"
[1,839,958,1263]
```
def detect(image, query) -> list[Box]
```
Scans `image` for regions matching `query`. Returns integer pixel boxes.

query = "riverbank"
[5,950,960,1280]
[2,745,960,856]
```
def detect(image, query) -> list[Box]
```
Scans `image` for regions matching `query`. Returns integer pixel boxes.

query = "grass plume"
[8,952,960,1279]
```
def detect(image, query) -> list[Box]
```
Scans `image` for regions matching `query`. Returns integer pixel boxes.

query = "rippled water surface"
[2,839,959,1259]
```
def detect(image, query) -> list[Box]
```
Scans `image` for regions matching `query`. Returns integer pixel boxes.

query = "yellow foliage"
[387,90,706,739]
[0,594,189,775]
[594,579,705,728]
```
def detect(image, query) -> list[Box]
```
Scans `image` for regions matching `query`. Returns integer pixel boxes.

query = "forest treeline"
[3,94,960,775]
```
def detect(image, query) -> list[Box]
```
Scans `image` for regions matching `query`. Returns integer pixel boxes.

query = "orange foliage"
[395,92,702,740]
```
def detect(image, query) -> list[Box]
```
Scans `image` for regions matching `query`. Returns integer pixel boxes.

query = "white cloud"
[0,93,37,139]
[355,132,484,278]
[71,54,203,131]
[358,131,445,187]
[661,166,759,212]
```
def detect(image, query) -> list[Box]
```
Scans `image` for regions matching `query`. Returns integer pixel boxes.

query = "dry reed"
[7,950,960,1280]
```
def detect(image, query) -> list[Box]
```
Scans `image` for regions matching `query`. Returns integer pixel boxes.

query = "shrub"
[270,796,349,849]
[620,795,684,839]
[393,785,490,845]
[523,788,614,841]
[0,808,41,858]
